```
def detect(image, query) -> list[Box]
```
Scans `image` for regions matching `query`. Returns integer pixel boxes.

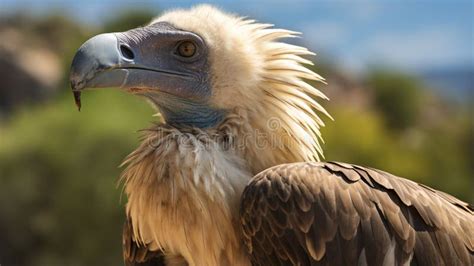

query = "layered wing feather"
[240,162,474,265]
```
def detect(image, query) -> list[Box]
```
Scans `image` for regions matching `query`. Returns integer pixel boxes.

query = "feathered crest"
[234,17,332,163]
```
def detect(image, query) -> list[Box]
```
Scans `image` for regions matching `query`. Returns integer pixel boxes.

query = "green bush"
[367,70,424,130]
[0,91,153,266]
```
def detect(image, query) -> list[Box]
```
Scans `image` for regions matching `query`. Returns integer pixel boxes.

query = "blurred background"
[0,0,472,265]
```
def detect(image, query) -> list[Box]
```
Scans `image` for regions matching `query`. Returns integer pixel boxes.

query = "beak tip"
[68,33,124,112]
[73,90,82,111]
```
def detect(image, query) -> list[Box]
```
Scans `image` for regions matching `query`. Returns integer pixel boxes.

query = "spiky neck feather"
[121,113,254,265]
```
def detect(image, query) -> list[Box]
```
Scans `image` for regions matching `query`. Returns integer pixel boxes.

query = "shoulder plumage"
[240,162,474,265]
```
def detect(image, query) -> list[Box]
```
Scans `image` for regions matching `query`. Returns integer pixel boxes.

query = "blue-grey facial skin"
[70,22,225,129]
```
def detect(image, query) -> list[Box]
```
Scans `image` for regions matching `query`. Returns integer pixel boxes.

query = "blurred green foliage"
[0,10,472,266]
[367,69,423,130]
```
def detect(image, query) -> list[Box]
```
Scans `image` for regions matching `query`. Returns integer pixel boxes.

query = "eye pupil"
[178,41,196,57]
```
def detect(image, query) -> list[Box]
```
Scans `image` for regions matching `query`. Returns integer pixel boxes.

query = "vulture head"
[71,4,329,166]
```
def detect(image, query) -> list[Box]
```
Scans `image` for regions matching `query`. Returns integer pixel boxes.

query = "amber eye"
[177,41,196,57]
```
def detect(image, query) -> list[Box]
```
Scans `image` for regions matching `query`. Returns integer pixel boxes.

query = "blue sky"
[1,0,473,73]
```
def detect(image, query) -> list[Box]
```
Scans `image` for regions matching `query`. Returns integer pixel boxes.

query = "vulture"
[70,5,473,266]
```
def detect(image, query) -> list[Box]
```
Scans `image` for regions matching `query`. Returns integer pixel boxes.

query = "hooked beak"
[69,24,201,111]
[70,33,130,110]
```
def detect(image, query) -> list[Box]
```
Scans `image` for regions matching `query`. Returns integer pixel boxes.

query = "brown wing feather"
[240,162,474,266]
[123,218,166,266]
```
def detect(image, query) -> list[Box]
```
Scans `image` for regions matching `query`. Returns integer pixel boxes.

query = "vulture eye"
[177,41,196,57]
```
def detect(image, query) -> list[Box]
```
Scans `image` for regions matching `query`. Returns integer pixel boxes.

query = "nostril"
[120,45,134,60]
